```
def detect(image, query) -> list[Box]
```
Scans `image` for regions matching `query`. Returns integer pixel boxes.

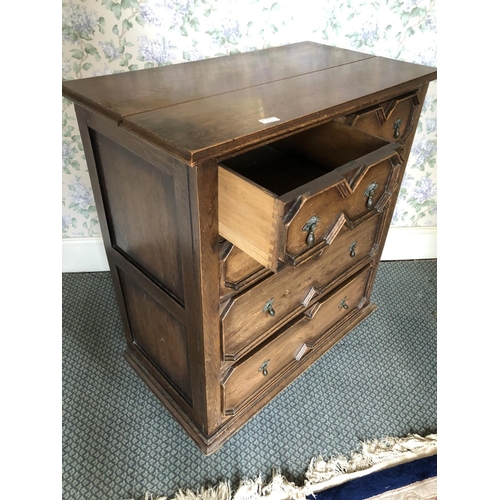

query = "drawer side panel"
[219,166,279,271]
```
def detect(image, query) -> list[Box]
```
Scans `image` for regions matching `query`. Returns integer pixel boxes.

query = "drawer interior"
[220,121,390,195]
[218,120,399,271]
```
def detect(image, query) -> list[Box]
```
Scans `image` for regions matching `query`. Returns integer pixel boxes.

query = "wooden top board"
[62,41,437,165]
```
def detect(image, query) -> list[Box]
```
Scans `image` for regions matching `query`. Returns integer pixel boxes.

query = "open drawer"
[218,121,402,272]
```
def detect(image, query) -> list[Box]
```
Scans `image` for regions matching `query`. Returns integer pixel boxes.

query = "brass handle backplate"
[259,359,270,377]
[393,118,403,138]
[363,183,378,209]
[302,215,321,247]
[263,299,276,317]
[339,297,349,310]
[349,242,357,258]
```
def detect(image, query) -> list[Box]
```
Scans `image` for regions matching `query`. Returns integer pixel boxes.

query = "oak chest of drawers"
[62,42,437,455]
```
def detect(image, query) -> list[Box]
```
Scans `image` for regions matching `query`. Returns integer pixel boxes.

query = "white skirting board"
[380,226,437,261]
[62,237,110,273]
[61,227,437,273]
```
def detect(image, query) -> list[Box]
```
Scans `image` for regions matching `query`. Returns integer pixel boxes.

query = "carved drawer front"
[222,265,373,415]
[219,240,268,299]
[341,90,420,144]
[219,120,402,272]
[221,210,383,361]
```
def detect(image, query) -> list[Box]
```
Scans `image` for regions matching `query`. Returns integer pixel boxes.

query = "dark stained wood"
[208,303,378,453]
[123,348,210,448]
[73,105,137,349]
[119,269,192,402]
[63,43,437,455]
[111,249,186,325]
[222,265,373,415]
[91,130,185,303]
[339,90,421,145]
[221,145,325,196]
[184,161,222,436]
[83,108,187,177]
[270,118,391,174]
[219,121,402,271]
[355,83,431,307]
[74,103,222,442]
[62,42,374,120]
[122,55,436,163]
[221,210,383,361]
[282,153,400,260]
[219,241,268,299]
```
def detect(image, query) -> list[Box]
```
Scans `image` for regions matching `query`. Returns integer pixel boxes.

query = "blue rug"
[310,455,436,500]
[131,434,437,500]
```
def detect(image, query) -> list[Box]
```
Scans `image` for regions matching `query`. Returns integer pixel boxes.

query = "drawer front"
[283,153,400,264]
[342,91,420,144]
[219,240,267,298]
[221,210,385,360]
[222,265,373,415]
[219,121,401,272]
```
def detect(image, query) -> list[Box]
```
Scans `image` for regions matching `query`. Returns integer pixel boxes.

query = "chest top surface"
[62,41,437,164]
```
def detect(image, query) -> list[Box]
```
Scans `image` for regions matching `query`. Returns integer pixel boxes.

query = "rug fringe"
[305,433,437,493]
[133,482,232,500]
[233,471,312,500]
[174,482,232,500]
[129,433,437,500]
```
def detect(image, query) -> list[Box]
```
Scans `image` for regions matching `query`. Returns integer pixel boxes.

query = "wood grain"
[219,121,401,271]
[270,118,389,173]
[340,90,420,144]
[63,43,437,455]
[219,242,267,297]
[62,42,375,120]
[184,161,224,436]
[91,130,186,303]
[221,211,383,361]
[122,55,436,163]
[223,265,372,414]
[120,269,192,402]
[218,166,279,270]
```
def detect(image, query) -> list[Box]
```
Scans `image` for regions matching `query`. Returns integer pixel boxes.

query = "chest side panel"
[119,269,192,403]
[74,107,223,439]
[90,130,185,304]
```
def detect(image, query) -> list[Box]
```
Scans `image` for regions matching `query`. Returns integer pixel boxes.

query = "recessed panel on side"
[90,130,185,304]
[119,269,192,404]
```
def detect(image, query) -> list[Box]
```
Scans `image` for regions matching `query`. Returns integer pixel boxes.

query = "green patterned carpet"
[62,260,437,500]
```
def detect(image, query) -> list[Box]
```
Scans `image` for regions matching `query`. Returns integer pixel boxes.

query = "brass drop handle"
[259,359,270,377]
[393,118,403,139]
[363,182,378,209]
[339,297,349,310]
[349,242,357,258]
[302,215,321,247]
[263,299,275,317]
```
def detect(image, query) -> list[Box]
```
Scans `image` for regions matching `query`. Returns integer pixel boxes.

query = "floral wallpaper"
[62,0,437,238]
